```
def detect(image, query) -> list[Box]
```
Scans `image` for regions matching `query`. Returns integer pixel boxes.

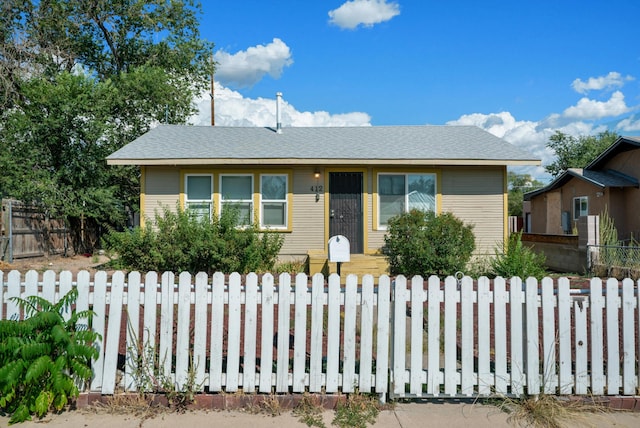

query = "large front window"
[185,174,213,220]
[378,173,436,227]
[261,174,288,228]
[221,175,253,225]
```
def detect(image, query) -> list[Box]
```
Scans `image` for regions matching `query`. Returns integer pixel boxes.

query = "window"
[185,174,213,220]
[573,196,588,220]
[261,174,288,228]
[221,174,253,225]
[378,173,436,227]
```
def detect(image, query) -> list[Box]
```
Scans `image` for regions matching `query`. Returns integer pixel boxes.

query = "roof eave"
[107,158,541,166]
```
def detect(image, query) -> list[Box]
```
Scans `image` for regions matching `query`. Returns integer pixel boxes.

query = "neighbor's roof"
[524,167,639,200]
[586,136,640,170]
[106,124,540,166]
[524,135,640,201]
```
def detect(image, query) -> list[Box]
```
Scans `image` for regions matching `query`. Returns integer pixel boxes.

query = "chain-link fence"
[587,244,640,279]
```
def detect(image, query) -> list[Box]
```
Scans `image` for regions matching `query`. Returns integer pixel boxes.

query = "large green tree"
[545,130,619,178]
[507,171,543,217]
[0,0,213,252]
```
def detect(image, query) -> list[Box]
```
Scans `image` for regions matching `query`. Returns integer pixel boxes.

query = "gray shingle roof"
[524,167,639,200]
[106,124,540,165]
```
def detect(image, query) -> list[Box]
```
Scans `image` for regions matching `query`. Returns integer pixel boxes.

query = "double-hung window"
[261,174,288,228]
[185,174,213,220]
[221,174,253,225]
[378,173,436,227]
[573,196,588,220]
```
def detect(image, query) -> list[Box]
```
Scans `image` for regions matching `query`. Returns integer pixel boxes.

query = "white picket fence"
[1,270,639,399]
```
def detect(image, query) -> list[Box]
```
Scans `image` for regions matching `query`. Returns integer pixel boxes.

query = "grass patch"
[332,390,380,428]
[293,393,326,428]
[260,393,283,416]
[496,394,609,428]
[86,394,168,427]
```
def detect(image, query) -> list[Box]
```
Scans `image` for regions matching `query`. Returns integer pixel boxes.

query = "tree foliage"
[0,0,213,252]
[382,209,476,277]
[507,171,544,217]
[545,130,619,178]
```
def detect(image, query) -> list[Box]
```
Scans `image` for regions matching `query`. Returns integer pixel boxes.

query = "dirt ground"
[0,253,113,275]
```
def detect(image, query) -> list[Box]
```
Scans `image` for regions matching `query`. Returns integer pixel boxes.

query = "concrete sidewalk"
[3,401,639,428]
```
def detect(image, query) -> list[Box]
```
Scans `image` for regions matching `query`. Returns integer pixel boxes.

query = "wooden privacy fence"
[1,199,69,261]
[1,270,639,399]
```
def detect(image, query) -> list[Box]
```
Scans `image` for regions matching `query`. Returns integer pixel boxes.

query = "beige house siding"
[441,166,505,255]
[368,166,507,255]
[365,169,381,253]
[142,167,180,222]
[280,167,325,256]
[141,165,508,258]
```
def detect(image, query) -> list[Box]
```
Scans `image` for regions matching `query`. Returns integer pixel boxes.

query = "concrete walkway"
[2,401,639,428]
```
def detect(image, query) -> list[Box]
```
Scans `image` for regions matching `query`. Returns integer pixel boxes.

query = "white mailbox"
[328,235,350,263]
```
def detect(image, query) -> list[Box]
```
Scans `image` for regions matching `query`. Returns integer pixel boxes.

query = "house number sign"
[310,185,323,192]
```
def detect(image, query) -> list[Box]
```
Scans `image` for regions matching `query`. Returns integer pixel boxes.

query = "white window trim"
[573,196,588,220]
[377,172,437,229]
[220,173,254,225]
[260,174,288,229]
[184,173,213,220]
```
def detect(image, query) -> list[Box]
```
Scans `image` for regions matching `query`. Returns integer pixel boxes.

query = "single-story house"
[106,124,539,267]
[524,136,640,240]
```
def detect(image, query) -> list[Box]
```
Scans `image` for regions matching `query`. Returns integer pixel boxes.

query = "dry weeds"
[498,394,610,428]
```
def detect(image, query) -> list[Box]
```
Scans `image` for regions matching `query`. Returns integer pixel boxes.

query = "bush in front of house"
[491,232,546,280]
[383,209,476,277]
[103,206,284,274]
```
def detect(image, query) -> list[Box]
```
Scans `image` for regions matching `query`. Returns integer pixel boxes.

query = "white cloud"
[328,0,400,29]
[562,91,630,120]
[213,38,293,88]
[571,71,634,94]
[189,83,371,127]
[616,114,640,132]
[446,111,610,183]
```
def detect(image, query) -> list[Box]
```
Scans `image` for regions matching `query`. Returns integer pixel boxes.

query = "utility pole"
[210,55,215,126]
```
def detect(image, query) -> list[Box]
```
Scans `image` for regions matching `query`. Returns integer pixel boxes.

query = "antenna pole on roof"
[214,55,216,126]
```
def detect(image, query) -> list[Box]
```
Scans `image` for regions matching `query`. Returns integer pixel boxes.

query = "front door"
[329,172,363,254]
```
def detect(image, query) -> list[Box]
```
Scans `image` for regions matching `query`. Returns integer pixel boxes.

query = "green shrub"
[465,255,493,278]
[103,206,284,274]
[0,290,100,424]
[491,232,546,280]
[102,225,162,271]
[383,209,475,277]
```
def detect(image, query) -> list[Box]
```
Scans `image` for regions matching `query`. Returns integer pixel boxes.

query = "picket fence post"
[292,272,308,392]
[226,272,242,392]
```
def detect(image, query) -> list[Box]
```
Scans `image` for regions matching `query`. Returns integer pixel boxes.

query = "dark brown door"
[329,172,363,254]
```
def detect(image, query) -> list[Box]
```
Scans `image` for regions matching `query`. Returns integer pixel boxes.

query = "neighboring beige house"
[107,124,539,265]
[524,136,640,240]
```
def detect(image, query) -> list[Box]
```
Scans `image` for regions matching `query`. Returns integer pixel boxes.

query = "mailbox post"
[328,235,350,276]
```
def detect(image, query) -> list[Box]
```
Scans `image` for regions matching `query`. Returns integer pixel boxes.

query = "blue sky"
[190,0,640,181]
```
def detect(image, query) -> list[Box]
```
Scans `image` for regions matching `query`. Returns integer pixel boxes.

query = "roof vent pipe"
[276,92,283,134]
